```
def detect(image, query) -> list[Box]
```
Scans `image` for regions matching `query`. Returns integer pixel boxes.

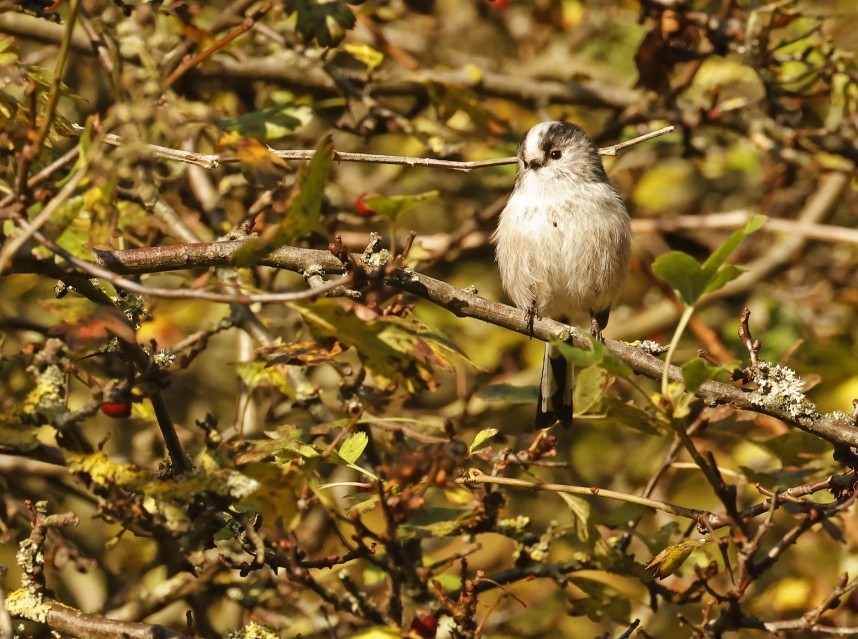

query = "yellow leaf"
[645,539,710,579]
[343,43,384,71]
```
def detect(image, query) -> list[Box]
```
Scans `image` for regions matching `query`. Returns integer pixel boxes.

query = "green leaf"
[475,384,536,404]
[703,263,745,296]
[653,215,766,305]
[552,340,596,367]
[681,358,722,392]
[362,190,440,223]
[589,338,632,379]
[339,431,368,464]
[233,134,334,266]
[567,577,632,624]
[283,0,358,46]
[291,298,457,392]
[469,427,498,454]
[645,539,709,579]
[573,365,607,416]
[559,492,591,542]
[651,251,708,306]
[600,398,661,435]
[755,430,832,466]
[216,103,313,142]
[702,214,767,273]
[605,501,649,527]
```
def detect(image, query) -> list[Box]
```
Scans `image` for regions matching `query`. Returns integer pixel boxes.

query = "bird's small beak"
[525,159,543,171]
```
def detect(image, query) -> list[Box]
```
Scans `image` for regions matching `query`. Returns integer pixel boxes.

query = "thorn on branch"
[739,308,760,367]
[732,308,761,384]
[397,230,418,264]
[697,349,722,366]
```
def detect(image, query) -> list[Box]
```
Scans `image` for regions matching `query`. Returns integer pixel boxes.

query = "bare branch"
[70,124,674,173]
[9,236,858,449]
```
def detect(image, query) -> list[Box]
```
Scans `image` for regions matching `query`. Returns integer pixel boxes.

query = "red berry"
[488,0,509,9]
[410,612,437,638]
[101,402,132,418]
[355,193,376,217]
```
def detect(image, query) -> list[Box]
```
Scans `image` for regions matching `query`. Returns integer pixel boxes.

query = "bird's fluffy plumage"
[492,122,632,428]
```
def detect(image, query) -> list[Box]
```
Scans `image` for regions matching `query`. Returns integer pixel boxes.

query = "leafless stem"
[70,124,674,173]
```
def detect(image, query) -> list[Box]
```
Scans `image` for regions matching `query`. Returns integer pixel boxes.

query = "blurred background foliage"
[1,0,858,637]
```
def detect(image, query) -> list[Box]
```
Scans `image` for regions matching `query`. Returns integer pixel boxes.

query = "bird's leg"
[590,309,610,342]
[526,301,539,337]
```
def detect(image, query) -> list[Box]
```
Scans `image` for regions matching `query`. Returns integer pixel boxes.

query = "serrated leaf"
[233,134,334,266]
[291,298,459,392]
[361,190,439,223]
[284,0,357,46]
[469,427,498,454]
[339,431,368,464]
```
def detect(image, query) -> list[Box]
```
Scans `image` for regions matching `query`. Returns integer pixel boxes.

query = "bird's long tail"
[536,341,574,429]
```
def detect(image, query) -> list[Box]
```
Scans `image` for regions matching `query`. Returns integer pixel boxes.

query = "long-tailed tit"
[492,122,631,428]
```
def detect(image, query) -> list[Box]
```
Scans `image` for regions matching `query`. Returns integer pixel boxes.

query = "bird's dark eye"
[549,148,562,160]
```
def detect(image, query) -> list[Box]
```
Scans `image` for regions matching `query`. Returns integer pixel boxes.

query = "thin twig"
[8,211,353,303]
[633,209,858,245]
[70,124,675,173]
[11,236,858,449]
[459,470,713,523]
[163,2,272,88]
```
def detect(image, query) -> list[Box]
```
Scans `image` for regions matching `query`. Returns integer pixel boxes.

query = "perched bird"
[492,122,631,428]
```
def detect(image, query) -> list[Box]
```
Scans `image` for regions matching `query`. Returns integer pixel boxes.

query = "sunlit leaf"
[553,340,596,367]
[216,102,313,142]
[235,360,293,397]
[652,215,766,306]
[589,338,633,379]
[469,427,498,454]
[645,539,710,579]
[233,134,334,266]
[339,431,368,464]
[292,298,459,392]
[263,341,344,367]
[343,43,384,71]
